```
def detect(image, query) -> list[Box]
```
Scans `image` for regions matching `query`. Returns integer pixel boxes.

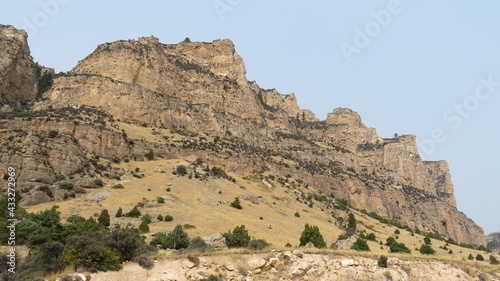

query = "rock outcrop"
[88,251,499,281]
[0,29,485,245]
[0,25,37,105]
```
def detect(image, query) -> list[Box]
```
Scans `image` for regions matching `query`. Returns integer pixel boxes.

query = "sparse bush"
[419,244,435,255]
[112,184,124,189]
[248,239,269,250]
[230,197,242,209]
[145,149,155,160]
[200,275,219,281]
[188,236,208,250]
[59,182,74,190]
[351,238,370,251]
[299,224,326,248]
[175,165,187,176]
[124,206,141,218]
[424,236,431,245]
[93,179,104,187]
[377,255,388,268]
[138,257,155,269]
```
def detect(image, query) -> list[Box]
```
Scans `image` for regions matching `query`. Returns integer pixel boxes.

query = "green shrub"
[59,182,74,190]
[141,214,152,224]
[139,220,150,233]
[299,224,326,248]
[175,165,187,176]
[115,207,123,217]
[98,209,110,227]
[188,236,208,250]
[145,149,155,160]
[424,236,431,245]
[419,244,435,255]
[157,197,165,204]
[476,254,484,261]
[468,253,474,260]
[157,214,163,221]
[351,238,370,251]
[394,229,400,235]
[490,255,499,265]
[112,184,124,189]
[248,239,269,250]
[386,237,411,253]
[230,197,242,209]
[377,255,388,268]
[225,225,251,248]
[93,179,104,187]
[294,212,300,218]
[164,215,173,222]
[200,275,219,281]
[124,206,141,218]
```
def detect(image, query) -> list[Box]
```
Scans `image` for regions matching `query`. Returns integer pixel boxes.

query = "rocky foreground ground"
[85,250,498,281]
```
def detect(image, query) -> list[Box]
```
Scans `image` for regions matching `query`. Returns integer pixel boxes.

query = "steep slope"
[0,25,37,105]
[1,30,485,245]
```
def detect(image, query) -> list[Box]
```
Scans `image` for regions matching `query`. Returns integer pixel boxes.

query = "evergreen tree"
[166,225,190,250]
[98,209,110,227]
[139,220,150,233]
[299,224,326,248]
[419,244,435,255]
[230,197,242,209]
[115,207,123,218]
[225,225,251,248]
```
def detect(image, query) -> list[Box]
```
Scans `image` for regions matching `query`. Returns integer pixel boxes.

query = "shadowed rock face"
[0,25,37,105]
[1,29,485,245]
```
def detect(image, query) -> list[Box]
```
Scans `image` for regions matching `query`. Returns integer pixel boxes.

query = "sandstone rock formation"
[88,251,499,281]
[0,25,37,105]
[0,28,486,245]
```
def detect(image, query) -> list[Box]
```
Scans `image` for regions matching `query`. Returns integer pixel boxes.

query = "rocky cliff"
[0,25,37,105]
[0,27,485,246]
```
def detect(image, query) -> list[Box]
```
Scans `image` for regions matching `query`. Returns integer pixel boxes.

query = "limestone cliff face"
[6,31,485,245]
[0,25,37,105]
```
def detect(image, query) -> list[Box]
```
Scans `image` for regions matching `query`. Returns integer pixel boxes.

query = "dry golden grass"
[23,120,499,274]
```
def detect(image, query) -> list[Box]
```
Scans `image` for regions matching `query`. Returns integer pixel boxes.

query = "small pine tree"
[294,212,300,218]
[115,207,123,217]
[167,225,190,249]
[164,215,174,222]
[230,197,242,209]
[490,255,499,265]
[468,253,474,260]
[157,214,164,221]
[139,220,150,233]
[476,254,484,261]
[125,206,141,218]
[157,197,165,204]
[98,209,110,227]
[424,235,432,245]
[225,225,251,248]
[299,224,326,248]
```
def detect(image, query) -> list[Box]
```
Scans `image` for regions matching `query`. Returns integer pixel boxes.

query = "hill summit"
[0,25,485,246]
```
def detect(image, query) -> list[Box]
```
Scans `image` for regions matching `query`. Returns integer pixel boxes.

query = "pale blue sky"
[1,1,499,235]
